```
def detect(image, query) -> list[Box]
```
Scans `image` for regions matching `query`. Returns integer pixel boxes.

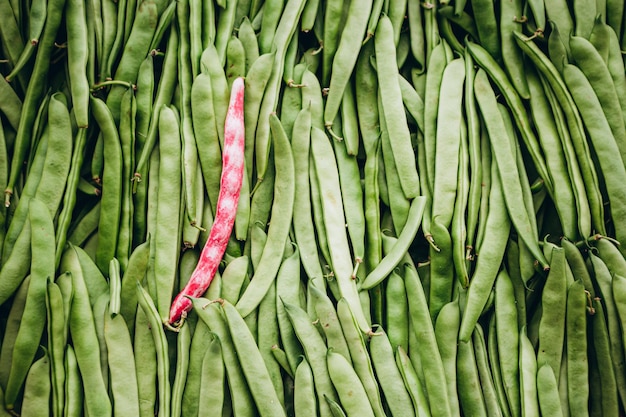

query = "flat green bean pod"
[361,197,426,289]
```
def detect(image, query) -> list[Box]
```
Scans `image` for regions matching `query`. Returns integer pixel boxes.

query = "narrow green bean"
[458,157,510,342]
[197,331,225,416]
[64,345,83,417]
[45,279,66,417]
[375,15,419,199]
[236,114,294,317]
[4,199,55,411]
[404,263,452,417]
[105,305,141,416]
[457,338,488,417]
[566,280,589,417]
[170,322,190,417]
[136,283,170,417]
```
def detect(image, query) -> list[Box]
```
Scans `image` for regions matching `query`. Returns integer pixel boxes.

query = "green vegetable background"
[1,0,626,415]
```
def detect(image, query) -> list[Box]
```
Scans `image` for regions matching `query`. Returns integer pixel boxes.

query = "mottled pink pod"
[168,77,245,325]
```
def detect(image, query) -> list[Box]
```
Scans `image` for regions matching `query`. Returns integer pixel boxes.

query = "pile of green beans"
[2,0,626,415]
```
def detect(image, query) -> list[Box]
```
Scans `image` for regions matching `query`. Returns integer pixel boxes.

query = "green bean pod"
[192,299,256,417]
[3,0,65,208]
[105,305,141,416]
[570,34,626,165]
[136,283,170,417]
[495,269,521,417]
[221,300,287,416]
[283,300,338,417]
[323,0,372,131]
[69,269,111,416]
[19,352,50,417]
[537,364,564,416]
[236,114,294,317]
[134,307,158,417]
[326,349,375,417]
[64,345,83,417]
[45,279,66,417]
[458,159,510,342]
[434,298,461,417]
[152,105,182,321]
[197,331,225,416]
[4,199,54,411]
[91,96,123,275]
[375,15,420,199]
[404,263,453,417]
[65,0,89,128]
[512,31,604,236]
[587,251,626,406]
[537,247,567,384]
[566,280,589,417]
[369,326,416,416]
[105,0,158,121]
[0,275,30,389]
[457,339,488,417]
[563,62,626,251]
[170,321,191,417]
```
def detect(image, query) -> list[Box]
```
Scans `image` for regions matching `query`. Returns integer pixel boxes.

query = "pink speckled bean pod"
[168,77,245,326]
